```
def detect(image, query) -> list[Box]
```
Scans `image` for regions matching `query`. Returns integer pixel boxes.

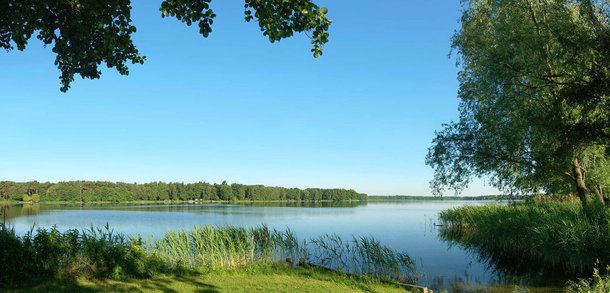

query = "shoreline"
[0,199,366,205]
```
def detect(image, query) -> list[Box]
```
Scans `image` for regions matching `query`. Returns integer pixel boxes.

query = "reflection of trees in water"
[246,201,364,208]
[438,226,571,290]
[0,202,365,219]
[1,205,6,225]
[0,204,41,223]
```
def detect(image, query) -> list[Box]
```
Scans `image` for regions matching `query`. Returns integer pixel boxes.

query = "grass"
[439,200,610,276]
[10,262,409,293]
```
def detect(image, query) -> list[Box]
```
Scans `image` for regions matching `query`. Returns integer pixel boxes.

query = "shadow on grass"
[8,275,221,293]
[173,275,221,293]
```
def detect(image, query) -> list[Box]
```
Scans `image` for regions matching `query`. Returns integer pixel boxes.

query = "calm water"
[1,201,561,292]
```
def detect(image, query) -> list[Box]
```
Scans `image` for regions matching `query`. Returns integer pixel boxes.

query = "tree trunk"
[572,158,589,206]
[593,184,607,206]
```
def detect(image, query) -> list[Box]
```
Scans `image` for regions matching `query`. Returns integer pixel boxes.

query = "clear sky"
[0,0,499,196]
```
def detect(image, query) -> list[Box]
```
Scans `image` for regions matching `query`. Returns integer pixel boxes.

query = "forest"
[0,181,366,203]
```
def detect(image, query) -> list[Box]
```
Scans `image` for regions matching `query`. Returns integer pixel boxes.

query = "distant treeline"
[368,195,527,201]
[0,181,366,203]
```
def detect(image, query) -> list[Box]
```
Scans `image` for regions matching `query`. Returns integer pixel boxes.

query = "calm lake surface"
[2,200,561,292]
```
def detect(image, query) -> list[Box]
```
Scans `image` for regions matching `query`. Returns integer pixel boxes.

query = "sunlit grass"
[10,262,409,293]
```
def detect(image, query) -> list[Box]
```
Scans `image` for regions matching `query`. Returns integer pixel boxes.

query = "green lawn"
[11,263,409,293]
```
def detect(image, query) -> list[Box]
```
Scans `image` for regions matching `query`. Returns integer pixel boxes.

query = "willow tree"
[427,0,610,206]
[0,0,331,92]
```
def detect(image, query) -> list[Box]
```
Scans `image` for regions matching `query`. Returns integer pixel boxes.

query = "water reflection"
[1,204,43,222]
[1,200,363,214]
[438,224,570,291]
[244,201,364,208]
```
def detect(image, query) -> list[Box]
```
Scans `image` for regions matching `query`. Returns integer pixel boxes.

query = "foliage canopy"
[0,180,365,203]
[0,0,331,91]
[427,0,610,205]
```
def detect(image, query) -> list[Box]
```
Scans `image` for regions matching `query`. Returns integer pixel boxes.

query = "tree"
[218,181,233,200]
[0,182,16,201]
[0,0,331,92]
[426,0,610,206]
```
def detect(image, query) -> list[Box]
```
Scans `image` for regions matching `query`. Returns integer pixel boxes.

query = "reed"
[439,201,610,276]
[310,234,417,283]
[0,223,169,289]
[152,225,298,269]
[0,223,417,289]
[151,225,417,282]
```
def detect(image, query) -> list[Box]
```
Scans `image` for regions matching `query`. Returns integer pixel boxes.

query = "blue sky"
[0,1,498,196]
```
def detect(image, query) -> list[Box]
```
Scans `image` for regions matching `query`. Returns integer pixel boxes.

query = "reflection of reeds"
[439,201,610,276]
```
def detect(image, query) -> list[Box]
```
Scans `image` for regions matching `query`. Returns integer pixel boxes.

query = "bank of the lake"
[3,199,367,206]
[1,218,418,292]
[2,200,568,291]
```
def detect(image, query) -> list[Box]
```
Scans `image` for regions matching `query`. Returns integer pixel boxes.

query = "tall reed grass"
[310,234,416,283]
[439,201,610,276]
[153,225,307,269]
[152,225,417,283]
[0,223,417,289]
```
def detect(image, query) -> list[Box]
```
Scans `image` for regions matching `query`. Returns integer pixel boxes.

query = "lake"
[1,200,561,292]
